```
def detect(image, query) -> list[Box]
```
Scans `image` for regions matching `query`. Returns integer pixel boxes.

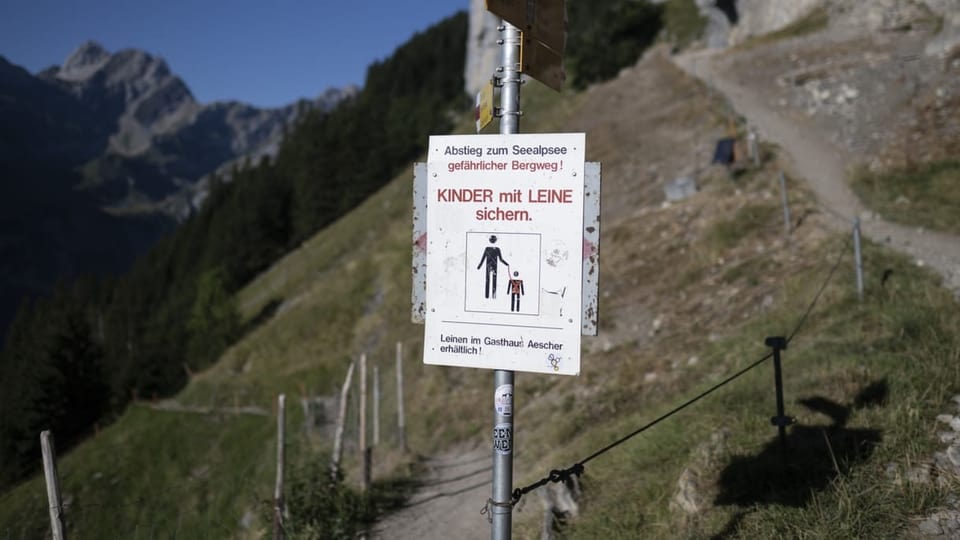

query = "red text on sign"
[437,188,493,202]
[527,189,573,203]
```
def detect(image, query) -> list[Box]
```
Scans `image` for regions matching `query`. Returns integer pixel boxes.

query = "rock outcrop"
[465,0,501,95]
[666,0,958,49]
[41,41,200,156]
[31,41,354,216]
[726,0,820,44]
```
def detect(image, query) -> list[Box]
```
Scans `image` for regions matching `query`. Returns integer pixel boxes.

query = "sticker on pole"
[493,423,512,455]
[424,133,585,375]
[495,384,513,416]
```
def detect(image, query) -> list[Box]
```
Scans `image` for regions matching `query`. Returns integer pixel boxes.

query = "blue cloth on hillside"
[712,138,736,165]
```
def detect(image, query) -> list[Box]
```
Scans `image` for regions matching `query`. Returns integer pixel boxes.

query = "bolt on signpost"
[413,2,597,538]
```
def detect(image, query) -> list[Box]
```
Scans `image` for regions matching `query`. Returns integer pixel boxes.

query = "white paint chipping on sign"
[424,133,585,375]
[411,162,428,323]
[495,384,514,416]
[581,162,601,336]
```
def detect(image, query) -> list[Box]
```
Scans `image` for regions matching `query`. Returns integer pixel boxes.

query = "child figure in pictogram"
[508,271,524,312]
[477,235,509,298]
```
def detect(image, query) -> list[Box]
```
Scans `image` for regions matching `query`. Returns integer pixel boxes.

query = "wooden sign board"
[521,34,565,92]
[487,0,566,54]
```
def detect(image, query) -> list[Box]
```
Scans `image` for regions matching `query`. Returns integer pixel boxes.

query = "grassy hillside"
[2,43,959,540]
[0,153,424,539]
[851,160,960,235]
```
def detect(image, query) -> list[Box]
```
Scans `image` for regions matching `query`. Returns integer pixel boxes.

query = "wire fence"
[506,236,853,508]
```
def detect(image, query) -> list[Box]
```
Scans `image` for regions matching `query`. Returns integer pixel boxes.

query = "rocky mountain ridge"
[23,40,355,217]
[40,41,198,157]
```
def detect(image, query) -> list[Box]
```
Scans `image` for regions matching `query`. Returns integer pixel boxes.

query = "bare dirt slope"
[675,25,960,296]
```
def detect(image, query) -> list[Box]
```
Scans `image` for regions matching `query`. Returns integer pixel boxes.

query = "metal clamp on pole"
[765,336,795,455]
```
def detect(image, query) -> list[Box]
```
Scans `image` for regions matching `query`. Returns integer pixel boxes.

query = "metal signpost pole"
[492,20,521,540]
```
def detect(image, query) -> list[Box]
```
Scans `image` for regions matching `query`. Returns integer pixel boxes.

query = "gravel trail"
[371,445,492,540]
[675,47,960,296]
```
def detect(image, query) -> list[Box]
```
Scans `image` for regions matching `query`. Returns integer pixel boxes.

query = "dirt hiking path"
[675,47,960,297]
[370,445,491,540]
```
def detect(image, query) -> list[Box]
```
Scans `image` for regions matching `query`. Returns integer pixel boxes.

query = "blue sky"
[0,0,467,108]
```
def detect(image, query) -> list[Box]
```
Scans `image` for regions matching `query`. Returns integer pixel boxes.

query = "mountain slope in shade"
[0,55,112,164]
[0,42,353,341]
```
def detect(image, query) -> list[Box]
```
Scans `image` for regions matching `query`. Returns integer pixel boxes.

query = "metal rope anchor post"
[765,336,794,456]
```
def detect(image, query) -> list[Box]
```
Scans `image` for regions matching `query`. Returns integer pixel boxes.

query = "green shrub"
[281,459,371,539]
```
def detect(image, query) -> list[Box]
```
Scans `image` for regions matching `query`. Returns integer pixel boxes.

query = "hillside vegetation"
[0,0,675,496]
[0,12,468,490]
[3,1,960,539]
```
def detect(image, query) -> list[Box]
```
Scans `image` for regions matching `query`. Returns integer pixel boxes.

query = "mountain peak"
[59,40,111,81]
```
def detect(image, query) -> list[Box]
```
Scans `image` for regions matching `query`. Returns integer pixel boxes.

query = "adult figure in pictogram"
[508,271,524,312]
[477,235,509,298]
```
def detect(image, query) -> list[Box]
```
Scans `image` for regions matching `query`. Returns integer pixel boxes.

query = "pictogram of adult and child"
[476,235,525,312]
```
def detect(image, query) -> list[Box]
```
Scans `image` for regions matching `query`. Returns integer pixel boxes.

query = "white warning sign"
[424,133,585,375]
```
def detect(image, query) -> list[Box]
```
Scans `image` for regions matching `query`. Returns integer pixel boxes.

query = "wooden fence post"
[331,361,355,481]
[373,364,380,448]
[273,394,286,540]
[41,430,66,540]
[396,342,406,452]
[359,354,370,492]
[779,171,791,239]
[853,218,864,301]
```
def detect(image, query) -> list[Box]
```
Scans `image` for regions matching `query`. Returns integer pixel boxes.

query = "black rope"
[786,237,851,344]
[510,236,852,506]
[511,351,772,505]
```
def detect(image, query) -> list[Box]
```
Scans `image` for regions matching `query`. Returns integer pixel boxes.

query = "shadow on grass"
[713,380,887,527]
